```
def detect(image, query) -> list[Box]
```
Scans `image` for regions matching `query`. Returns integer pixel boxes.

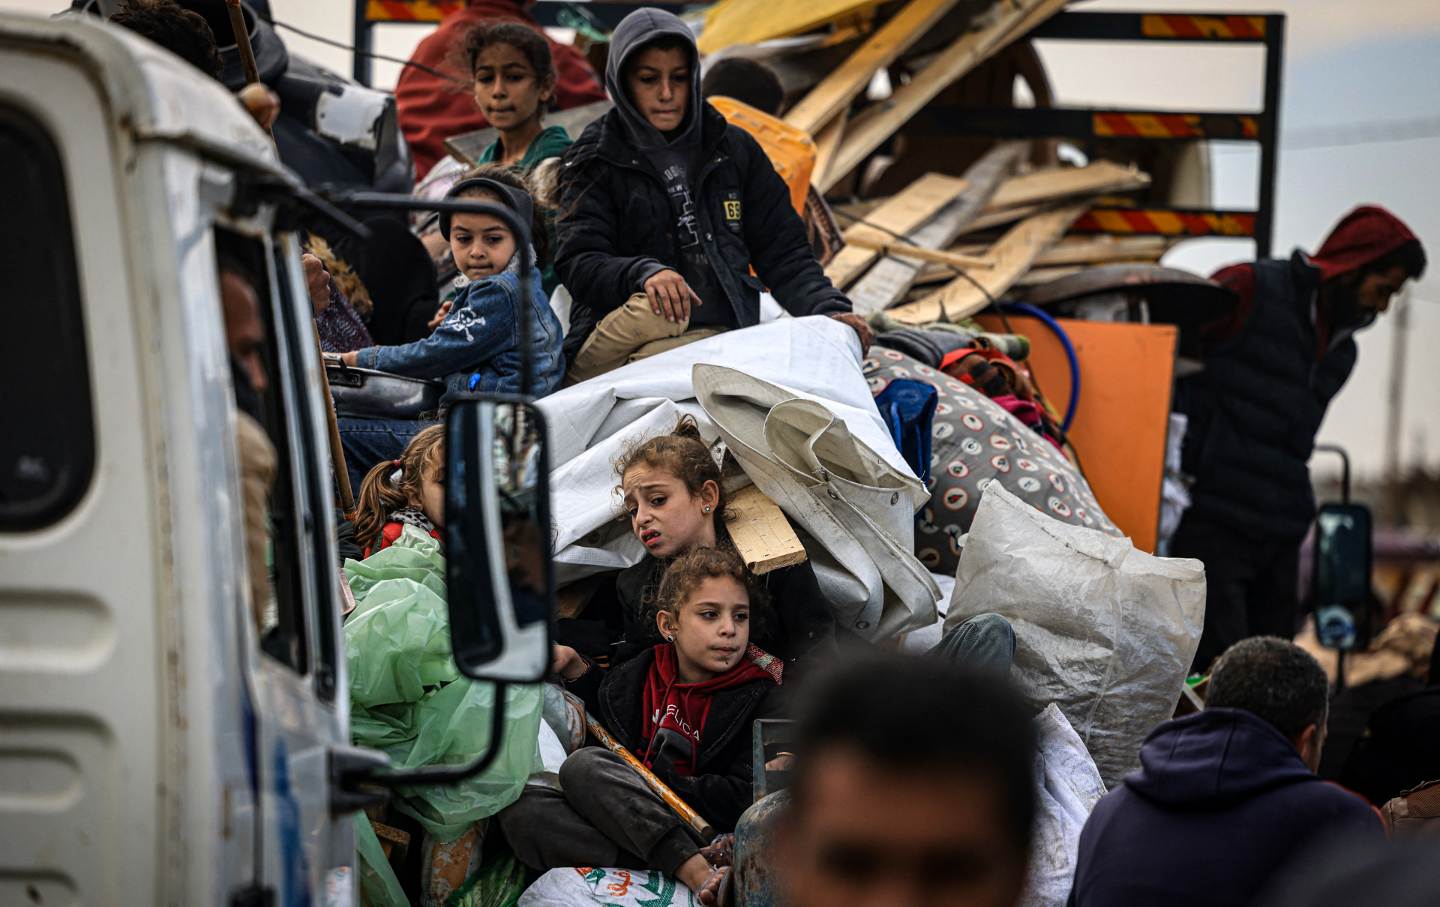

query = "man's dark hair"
[702,57,785,115]
[1365,240,1427,281]
[1206,636,1329,739]
[110,0,224,80]
[789,652,1036,855]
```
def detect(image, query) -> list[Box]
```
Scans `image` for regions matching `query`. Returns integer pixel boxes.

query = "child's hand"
[764,753,794,772]
[302,253,332,316]
[427,300,453,333]
[339,350,360,367]
[551,644,589,681]
[643,269,703,324]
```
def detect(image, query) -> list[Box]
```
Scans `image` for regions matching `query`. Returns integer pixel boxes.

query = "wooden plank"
[784,0,966,135]
[889,203,1085,324]
[986,161,1149,210]
[811,110,849,190]
[699,0,887,54]
[824,172,969,289]
[820,0,1068,192]
[726,484,809,575]
[842,234,994,269]
[1034,235,1171,266]
[847,141,1026,314]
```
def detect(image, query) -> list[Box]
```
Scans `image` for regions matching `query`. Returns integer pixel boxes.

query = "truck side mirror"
[1313,502,1373,652]
[444,397,552,682]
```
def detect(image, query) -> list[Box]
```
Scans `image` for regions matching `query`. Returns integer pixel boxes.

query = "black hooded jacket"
[554,9,849,360]
[1069,708,1382,907]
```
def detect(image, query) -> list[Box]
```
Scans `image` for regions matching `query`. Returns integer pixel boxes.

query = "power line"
[1212,114,1440,152]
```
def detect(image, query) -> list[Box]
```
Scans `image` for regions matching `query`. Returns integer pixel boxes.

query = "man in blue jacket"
[1068,637,1382,907]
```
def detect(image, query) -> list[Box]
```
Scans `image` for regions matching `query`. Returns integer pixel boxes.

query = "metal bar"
[352,0,373,86]
[1070,208,1258,238]
[1030,11,1269,43]
[906,106,1261,142]
[1255,14,1285,257]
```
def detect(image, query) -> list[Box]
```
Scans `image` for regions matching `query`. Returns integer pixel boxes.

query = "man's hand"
[830,312,873,351]
[427,300,453,333]
[302,253,332,316]
[340,350,360,367]
[643,269,702,324]
[550,644,589,681]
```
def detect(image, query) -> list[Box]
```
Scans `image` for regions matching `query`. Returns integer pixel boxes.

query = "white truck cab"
[0,13,551,906]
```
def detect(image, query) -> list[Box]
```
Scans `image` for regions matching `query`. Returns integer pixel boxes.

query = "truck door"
[212,222,355,904]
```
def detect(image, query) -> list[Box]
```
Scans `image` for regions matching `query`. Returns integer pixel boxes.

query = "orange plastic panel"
[975,315,1176,552]
[711,97,815,216]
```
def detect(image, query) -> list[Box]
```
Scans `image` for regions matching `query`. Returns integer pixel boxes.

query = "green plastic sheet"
[345,526,543,904]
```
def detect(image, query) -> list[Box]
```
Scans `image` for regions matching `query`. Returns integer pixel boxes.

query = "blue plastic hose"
[998,302,1080,433]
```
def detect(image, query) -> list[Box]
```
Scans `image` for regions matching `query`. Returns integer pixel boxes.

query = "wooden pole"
[227,0,356,516]
[841,234,995,270]
[586,714,716,841]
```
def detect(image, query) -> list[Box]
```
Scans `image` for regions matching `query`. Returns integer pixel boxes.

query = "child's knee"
[558,745,624,789]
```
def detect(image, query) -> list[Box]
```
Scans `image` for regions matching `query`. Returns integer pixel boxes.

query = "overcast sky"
[2,0,1436,479]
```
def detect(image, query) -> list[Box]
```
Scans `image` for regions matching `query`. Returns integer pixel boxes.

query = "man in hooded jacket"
[1173,205,1425,670]
[1068,637,1383,907]
[554,8,868,379]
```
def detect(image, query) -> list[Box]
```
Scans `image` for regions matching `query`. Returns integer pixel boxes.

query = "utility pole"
[1383,287,1410,522]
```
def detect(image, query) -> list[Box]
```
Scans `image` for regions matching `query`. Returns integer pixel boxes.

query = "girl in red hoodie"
[500,546,784,899]
[352,424,445,559]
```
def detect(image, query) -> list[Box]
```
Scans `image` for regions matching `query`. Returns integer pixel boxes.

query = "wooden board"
[986,161,1149,210]
[847,141,1026,314]
[699,0,887,54]
[1033,235,1171,266]
[785,0,966,135]
[973,315,1177,553]
[811,111,848,190]
[726,484,809,575]
[820,0,1068,191]
[889,204,1085,324]
[824,172,969,289]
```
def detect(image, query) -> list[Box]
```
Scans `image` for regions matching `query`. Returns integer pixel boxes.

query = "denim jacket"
[359,264,564,402]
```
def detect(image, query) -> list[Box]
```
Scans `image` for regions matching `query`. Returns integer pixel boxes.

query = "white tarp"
[536,317,920,597]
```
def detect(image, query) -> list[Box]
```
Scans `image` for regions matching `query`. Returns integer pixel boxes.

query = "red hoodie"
[1206,205,1421,347]
[639,643,778,777]
[395,1,606,179]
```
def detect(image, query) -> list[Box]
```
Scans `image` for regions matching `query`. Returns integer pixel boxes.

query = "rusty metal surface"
[734,791,790,907]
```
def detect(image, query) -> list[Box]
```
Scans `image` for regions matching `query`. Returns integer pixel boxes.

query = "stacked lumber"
[699,0,1169,325]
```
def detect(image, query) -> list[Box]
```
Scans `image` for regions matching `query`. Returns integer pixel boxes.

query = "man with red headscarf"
[1174,206,1426,670]
[396,0,605,180]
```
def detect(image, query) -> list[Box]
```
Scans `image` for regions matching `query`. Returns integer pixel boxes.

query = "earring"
[703,505,712,513]
[668,636,675,642]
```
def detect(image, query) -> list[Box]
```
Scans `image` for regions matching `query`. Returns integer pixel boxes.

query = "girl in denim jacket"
[337,168,564,490]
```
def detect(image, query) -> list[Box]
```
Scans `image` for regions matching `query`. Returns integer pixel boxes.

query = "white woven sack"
[946,484,1205,787]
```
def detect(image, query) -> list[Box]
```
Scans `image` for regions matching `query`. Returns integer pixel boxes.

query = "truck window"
[0,108,94,531]
[217,230,310,675]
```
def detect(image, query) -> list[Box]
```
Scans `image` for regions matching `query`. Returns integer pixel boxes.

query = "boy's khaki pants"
[566,293,722,386]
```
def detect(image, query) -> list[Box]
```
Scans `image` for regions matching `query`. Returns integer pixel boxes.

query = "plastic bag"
[518,868,698,907]
[1022,705,1108,907]
[345,526,544,902]
[946,485,1205,787]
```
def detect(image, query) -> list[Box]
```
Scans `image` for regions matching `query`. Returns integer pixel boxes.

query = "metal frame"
[993,10,1286,256]
[349,1,685,87]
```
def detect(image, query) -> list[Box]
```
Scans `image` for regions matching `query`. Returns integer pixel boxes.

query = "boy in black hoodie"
[555,8,870,383]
